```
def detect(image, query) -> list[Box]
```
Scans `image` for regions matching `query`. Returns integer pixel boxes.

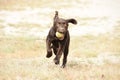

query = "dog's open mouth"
[55,32,64,40]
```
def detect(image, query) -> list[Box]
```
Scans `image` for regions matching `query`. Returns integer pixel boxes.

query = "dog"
[46,11,77,68]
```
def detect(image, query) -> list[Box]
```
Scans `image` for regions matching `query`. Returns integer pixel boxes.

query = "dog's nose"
[58,28,66,33]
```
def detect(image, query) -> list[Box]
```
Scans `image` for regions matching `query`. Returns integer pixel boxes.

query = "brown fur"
[46,11,77,68]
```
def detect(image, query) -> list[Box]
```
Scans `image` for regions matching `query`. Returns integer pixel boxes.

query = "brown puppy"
[46,11,77,68]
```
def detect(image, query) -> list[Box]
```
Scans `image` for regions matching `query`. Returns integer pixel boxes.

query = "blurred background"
[0,0,120,80]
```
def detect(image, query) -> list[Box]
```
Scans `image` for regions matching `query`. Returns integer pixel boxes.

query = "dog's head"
[53,11,77,40]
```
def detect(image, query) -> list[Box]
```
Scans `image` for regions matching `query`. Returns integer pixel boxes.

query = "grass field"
[0,0,120,80]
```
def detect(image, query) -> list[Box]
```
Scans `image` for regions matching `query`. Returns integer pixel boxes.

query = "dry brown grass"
[0,35,120,80]
[0,56,120,80]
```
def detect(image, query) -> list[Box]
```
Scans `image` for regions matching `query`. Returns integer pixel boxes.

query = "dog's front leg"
[54,42,63,65]
[46,38,52,58]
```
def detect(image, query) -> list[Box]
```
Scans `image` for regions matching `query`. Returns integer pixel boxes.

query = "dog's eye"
[58,22,61,24]
[63,22,66,25]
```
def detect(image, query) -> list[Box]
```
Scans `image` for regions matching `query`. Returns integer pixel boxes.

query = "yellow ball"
[56,32,64,38]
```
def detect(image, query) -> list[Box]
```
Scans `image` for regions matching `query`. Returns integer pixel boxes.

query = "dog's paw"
[46,50,52,58]
[61,64,66,68]
[54,58,59,65]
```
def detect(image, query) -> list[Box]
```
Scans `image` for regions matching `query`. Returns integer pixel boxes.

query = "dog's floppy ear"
[67,19,77,24]
[54,11,59,21]
[53,11,59,27]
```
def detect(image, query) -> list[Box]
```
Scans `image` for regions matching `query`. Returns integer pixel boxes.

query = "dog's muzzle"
[55,32,64,40]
